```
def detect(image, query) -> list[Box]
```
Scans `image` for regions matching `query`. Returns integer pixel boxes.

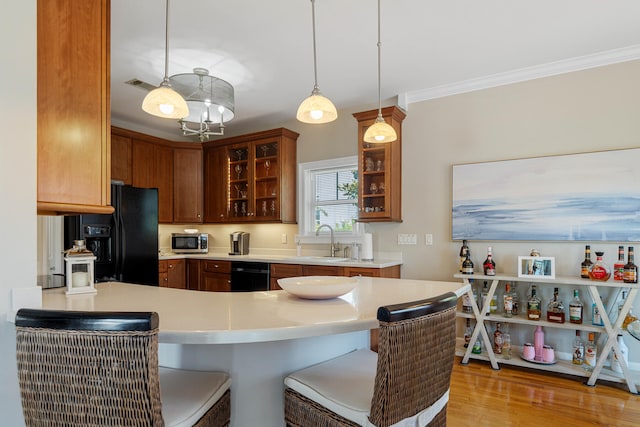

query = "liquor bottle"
[572,330,584,365]
[623,246,638,284]
[471,337,482,354]
[493,323,504,355]
[527,285,541,321]
[592,295,604,326]
[611,334,629,374]
[502,328,512,360]
[588,251,611,281]
[461,251,474,275]
[463,318,473,348]
[481,281,489,316]
[534,325,544,361]
[503,283,513,318]
[459,240,470,273]
[584,332,597,371]
[613,245,625,281]
[490,292,498,315]
[462,290,474,313]
[569,289,584,324]
[546,287,565,323]
[483,247,496,276]
[581,245,593,279]
[511,283,519,316]
[618,290,639,329]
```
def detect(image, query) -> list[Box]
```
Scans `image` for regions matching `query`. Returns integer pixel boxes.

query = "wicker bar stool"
[15,309,231,427]
[284,292,458,427]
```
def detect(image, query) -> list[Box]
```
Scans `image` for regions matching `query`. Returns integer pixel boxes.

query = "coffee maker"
[229,231,250,255]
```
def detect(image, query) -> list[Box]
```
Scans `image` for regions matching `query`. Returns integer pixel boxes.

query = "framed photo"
[518,256,555,279]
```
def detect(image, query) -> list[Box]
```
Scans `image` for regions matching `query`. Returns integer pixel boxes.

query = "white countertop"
[159,252,402,268]
[42,278,468,344]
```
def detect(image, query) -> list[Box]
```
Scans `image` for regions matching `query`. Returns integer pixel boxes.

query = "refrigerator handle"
[118,212,126,280]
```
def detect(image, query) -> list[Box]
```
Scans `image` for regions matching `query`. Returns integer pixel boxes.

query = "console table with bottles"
[454,273,640,394]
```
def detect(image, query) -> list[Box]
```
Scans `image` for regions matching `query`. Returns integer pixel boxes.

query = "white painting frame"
[452,149,640,241]
[518,256,556,279]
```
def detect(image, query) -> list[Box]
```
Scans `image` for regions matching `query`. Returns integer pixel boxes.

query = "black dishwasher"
[230,261,271,291]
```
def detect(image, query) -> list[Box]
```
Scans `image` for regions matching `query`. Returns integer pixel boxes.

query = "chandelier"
[169,68,235,141]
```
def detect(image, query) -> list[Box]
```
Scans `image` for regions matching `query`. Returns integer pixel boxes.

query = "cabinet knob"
[168,264,173,268]
[197,213,201,218]
[214,264,219,268]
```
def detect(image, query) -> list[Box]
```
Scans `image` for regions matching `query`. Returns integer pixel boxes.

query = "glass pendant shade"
[364,115,397,143]
[296,88,338,124]
[142,82,190,119]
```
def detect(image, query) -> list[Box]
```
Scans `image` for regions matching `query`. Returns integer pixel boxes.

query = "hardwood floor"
[447,357,640,426]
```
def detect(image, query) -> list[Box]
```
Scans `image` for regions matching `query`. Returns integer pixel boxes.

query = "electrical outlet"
[281,233,287,244]
[426,233,433,246]
[397,234,417,245]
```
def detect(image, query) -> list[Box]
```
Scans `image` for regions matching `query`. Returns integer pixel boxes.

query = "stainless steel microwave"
[171,233,209,253]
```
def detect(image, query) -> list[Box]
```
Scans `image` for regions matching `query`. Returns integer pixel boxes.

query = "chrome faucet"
[316,224,338,257]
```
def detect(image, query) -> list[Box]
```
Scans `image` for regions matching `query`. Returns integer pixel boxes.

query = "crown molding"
[398,44,640,110]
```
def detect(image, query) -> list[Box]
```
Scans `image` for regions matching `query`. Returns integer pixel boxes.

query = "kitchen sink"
[288,256,350,263]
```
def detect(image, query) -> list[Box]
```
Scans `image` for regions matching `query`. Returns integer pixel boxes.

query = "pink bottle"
[534,325,544,361]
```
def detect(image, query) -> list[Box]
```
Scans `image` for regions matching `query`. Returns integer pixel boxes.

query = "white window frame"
[297,156,359,242]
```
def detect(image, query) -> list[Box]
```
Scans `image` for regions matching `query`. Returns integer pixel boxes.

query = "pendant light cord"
[163,0,170,83]
[376,0,382,116]
[311,0,319,90]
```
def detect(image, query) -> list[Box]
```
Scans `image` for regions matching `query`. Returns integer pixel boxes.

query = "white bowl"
[277,276,359,299]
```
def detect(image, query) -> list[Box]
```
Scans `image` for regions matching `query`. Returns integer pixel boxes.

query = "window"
[298,156,358,239]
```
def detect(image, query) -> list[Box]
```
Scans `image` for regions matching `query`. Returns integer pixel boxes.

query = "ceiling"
[111,0,640,142]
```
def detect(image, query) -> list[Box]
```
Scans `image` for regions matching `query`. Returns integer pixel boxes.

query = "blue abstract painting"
[452,149,640,241]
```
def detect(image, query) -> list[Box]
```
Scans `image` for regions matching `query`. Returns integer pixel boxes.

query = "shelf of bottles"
[454,271,640,394]
[360,144,387,217]
[254,142,278,219]
[228,146,249,219]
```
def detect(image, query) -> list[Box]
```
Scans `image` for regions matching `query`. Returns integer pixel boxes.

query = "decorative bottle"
[584,332,597,372]
[588,251,611,281]
[493,323,504,355]
[464,318,473,348]
[581,245,593,279]
[459,240,470,273]
[611,334,629,374]
[623,246,638,284]
[462,251,474,275]
[527,285,542,321]
[503,283,513,318]
[613,245,625,281]
[483,247,496,276]
[569,289,584,324]
[534,325,544,361]
[546,287,565,323]
[572,330,584,365]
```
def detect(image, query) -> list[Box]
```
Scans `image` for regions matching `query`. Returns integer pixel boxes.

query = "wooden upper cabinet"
[111,132,132,184]
[37,0,113,215]
[132,139,174,223]
[173,147,203,223]
[353,106,406,223]
[203,128,299,223]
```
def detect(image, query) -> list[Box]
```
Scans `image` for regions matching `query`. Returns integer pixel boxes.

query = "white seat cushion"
[159,366,231,427]
[285,348,377,425]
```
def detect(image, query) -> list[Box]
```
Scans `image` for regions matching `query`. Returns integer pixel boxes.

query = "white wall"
[0,0,36,423]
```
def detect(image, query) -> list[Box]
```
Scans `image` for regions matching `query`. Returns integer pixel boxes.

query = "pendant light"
[142,0,189,119]
[363,0,397,143]
[296,0,338,124]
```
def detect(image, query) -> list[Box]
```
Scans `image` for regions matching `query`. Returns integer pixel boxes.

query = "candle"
[72,271,89,287]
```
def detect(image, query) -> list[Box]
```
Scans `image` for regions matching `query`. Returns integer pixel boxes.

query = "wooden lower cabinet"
[159,259,186,289]
[186,259,201,291]
[201,260,231,292]
[270,263,304,290]
[270,263,401,290]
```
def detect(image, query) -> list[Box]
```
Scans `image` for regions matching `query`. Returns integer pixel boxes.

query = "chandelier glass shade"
[170,68,235,141]
[363,0,397,143]
[297,0,337,124]
[141,0,189,120]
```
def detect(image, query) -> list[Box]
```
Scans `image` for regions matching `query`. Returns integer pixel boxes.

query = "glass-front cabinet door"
[254,140,279,220]
[227,144,251,221]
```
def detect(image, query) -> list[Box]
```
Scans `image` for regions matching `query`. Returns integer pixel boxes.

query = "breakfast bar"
[41,277,469,427]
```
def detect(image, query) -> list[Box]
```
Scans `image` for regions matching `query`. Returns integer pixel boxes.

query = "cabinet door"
[111,133,132,184]
[166,259,186,289]
[158,260,168,287]
[344,265,401,278]
[302,265,344,276]
[353,106,405,222]
[36,0,112,215]
[204,146,229,222]
[132,140,174,223]
[186,259,201,291]
[226,143,253,221]
[174,148,203,223]
[270,263,304,290]
[201,272,231,292]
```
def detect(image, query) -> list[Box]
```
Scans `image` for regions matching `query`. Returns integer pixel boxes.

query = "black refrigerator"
[64,184,159,285]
